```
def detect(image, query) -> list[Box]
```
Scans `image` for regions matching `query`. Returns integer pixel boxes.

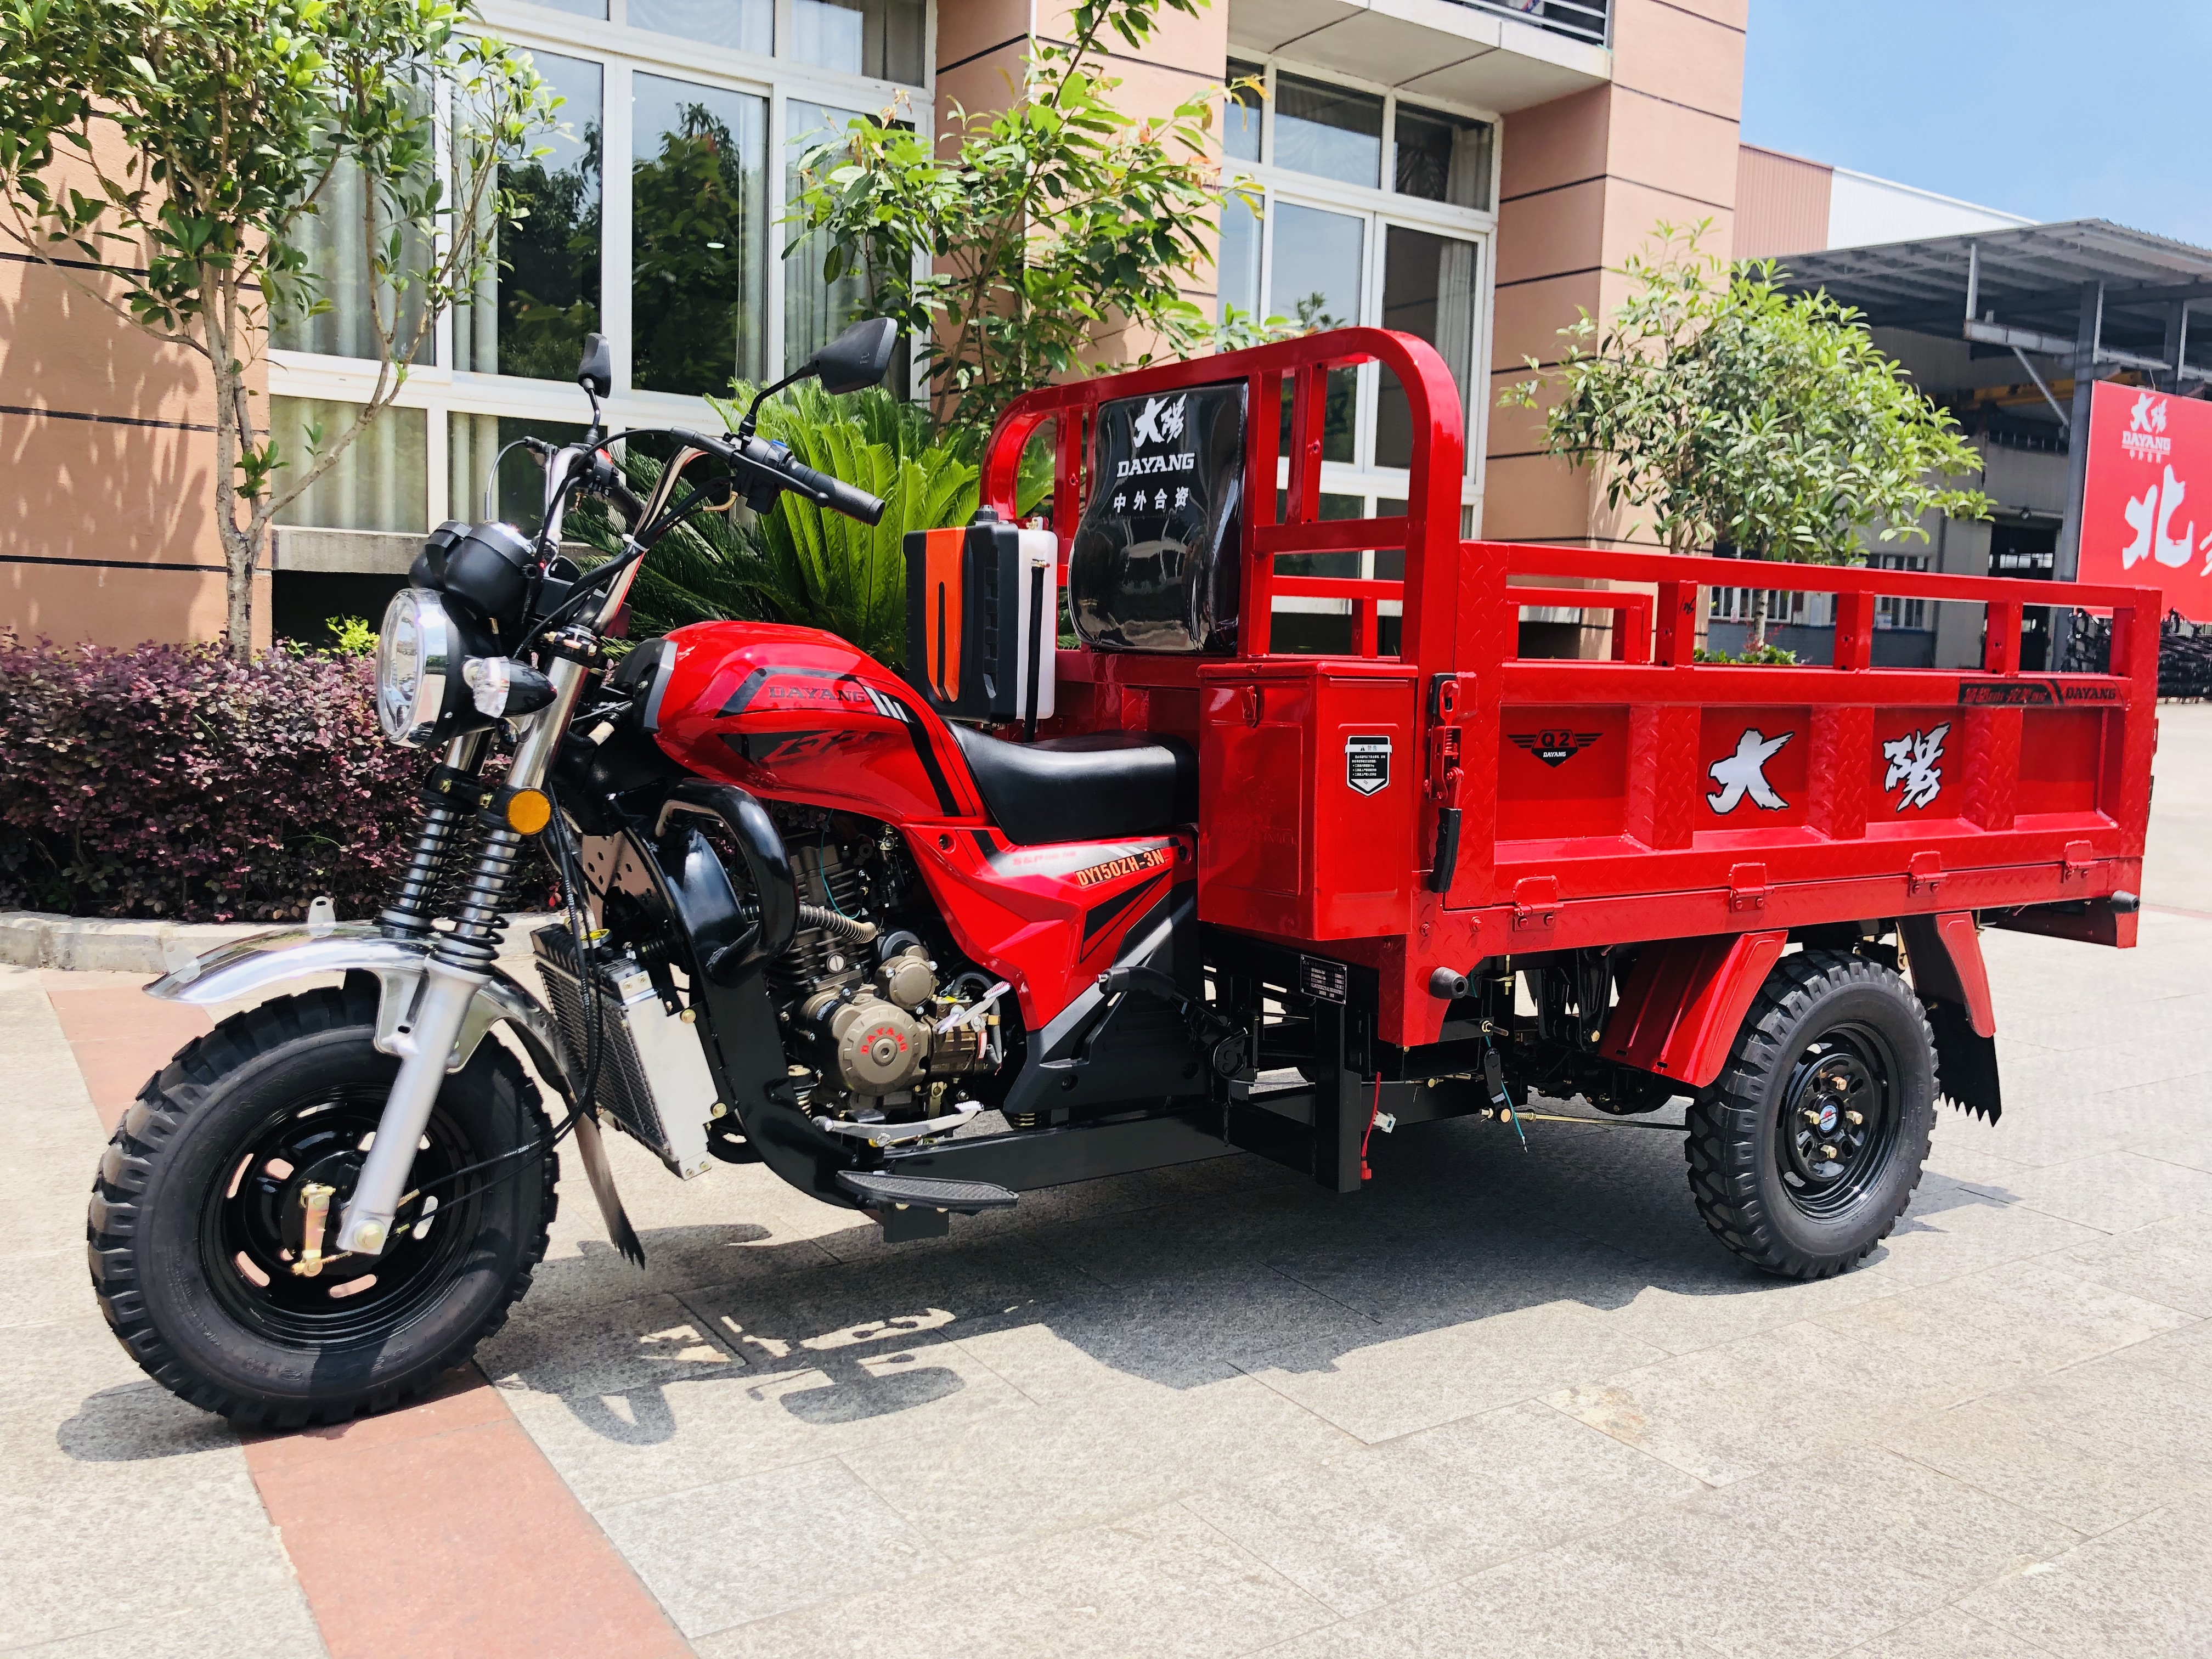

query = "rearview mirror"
[808,318,897,396]
[577,333,613,400]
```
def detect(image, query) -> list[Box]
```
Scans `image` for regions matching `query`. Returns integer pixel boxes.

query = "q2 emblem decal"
[1509,729,1602,769]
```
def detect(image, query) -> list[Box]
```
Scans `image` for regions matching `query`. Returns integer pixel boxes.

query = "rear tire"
[87,983,556,1427]
[1685,950,1934,1279]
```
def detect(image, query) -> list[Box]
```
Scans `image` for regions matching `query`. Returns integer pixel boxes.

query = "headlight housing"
[376,588,460,747]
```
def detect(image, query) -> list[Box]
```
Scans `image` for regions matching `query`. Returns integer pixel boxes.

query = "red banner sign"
[2078,380,2212,621]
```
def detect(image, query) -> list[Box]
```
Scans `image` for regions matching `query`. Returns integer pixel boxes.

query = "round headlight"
[376,588,455,747]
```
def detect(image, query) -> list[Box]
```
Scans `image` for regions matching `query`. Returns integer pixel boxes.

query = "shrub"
[0,633,424,922]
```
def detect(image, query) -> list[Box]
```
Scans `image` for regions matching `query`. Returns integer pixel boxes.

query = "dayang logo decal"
[2123,391,2172,461]
[1116,394,1195,482]
[1509,729,1601,768]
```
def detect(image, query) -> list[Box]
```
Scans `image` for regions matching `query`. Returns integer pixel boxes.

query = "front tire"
[88,983,556,1426]
[1685,950,1934,1279]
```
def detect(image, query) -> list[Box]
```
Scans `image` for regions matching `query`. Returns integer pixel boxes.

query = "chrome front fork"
[332,962,486,1254]
[336,653,594,1257]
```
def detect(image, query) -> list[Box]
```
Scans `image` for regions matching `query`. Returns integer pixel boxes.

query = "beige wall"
[935,0,1231,376]
[1,218,270,650]
[1735,143,1833,260]
[1483,0,1747,550]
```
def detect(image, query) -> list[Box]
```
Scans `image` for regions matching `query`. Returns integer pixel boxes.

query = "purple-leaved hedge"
[0,634,426,922]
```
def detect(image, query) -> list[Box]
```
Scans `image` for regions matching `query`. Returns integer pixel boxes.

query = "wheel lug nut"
[1820,1143,1838,1160]
[1846,1110,1864,1126]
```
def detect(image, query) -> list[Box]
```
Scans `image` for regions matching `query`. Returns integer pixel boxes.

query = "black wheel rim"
[199,1084,481,1347]
[1776,1020,1901,1220]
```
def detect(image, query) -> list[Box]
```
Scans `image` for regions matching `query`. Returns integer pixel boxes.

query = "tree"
[0,0,557,657]
[786,0,1239,440]
[1507,223,1991,648]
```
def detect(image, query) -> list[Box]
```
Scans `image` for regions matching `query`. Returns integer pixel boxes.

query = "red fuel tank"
[653,622,986,823]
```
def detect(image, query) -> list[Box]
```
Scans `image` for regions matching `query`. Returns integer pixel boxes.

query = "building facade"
[2,0,1749,650]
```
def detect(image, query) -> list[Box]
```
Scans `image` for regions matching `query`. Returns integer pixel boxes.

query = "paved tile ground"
[3,702,2207,1658]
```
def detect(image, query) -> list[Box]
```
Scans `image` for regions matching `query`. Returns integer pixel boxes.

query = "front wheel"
[1685,950,1934,1280]
[88,983,556,1426]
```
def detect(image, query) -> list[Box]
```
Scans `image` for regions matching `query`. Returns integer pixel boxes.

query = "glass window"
[1223,60,1263,163]
[1271,202,1362,462]
[1374,225,1479,471]
[630,0,772,54]
[273,148,431,362]
[449,413,590,528]
[1393,105,1493,211]
[631,74,768,396]
[270,398,427,533]
[454,51,602,382]
[791,0,924,85]
[785,101,871,376]
[1217,191,1262,323]
[1274,74,1381,188]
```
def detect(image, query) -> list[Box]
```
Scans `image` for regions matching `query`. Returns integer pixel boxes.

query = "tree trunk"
[205,298,260,662]
[1748,582,1770,650]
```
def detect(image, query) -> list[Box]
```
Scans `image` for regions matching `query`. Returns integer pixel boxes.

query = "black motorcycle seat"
[946,724,1198,846]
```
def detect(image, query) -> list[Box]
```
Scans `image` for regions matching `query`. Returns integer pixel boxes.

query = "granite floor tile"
[1182,1397,1700,1615]
[1841,1605,2058,1658]
[1243,1301,1672,1445]
[1972,1152,2212,1234]
[1546,1319,1982,1486]
[693,1501,1334,1659]
[0,1587,327,1659]
[837,1368,1359,1557]
[1955,1487,2212,1659]
[597,1455,951,1636]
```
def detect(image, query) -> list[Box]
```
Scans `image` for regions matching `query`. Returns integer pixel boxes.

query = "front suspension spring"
[431,825,524,975]
[380,801,472,939]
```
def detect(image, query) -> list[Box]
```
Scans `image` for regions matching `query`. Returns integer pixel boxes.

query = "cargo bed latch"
[1512,876,1561,934]
[1728,863,1769,913]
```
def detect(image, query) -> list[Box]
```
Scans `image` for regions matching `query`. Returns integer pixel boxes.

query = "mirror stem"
[737,365,819,437]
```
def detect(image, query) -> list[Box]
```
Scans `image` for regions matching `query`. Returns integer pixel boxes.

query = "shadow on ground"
[472,1095,2011,1446]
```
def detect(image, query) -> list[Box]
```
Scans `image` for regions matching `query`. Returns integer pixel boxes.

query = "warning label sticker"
[1346,734,1391,796]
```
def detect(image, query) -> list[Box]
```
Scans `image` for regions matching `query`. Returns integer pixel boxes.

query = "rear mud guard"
[1900,912,2002,1123]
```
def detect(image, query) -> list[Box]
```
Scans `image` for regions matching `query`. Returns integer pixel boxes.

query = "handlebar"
[667,428,887,527]
[775,450,889,526]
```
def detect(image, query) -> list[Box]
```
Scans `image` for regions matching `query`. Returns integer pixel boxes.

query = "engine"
[769,816,1007,1137]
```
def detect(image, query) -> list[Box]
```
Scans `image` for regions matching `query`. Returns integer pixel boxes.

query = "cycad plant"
[572,383,980,665]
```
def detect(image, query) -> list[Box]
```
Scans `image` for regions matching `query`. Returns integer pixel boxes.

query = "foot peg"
[837,1170,1018,1241]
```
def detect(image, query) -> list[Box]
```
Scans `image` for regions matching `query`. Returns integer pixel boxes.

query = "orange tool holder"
[981,330,2160,1055]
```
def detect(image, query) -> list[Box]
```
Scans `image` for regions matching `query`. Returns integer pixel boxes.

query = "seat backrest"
[1066,382,1245,654]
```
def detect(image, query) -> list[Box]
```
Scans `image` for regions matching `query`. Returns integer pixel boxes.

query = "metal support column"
[1311,1001,1368,1194]
[2163,303,2190,393]
[2052,280,2103,669]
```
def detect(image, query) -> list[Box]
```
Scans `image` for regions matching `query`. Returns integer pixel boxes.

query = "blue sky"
[1741,1,2212,247]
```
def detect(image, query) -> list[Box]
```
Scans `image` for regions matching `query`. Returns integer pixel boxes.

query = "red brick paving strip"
[46,973,695,1659]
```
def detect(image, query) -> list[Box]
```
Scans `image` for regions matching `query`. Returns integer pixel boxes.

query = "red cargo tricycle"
[98,324,2158,1424]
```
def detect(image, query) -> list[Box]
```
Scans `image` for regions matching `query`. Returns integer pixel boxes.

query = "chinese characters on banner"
[2076,381,2212,621]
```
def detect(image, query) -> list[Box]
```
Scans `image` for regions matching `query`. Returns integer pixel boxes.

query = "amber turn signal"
[504,788,552,835]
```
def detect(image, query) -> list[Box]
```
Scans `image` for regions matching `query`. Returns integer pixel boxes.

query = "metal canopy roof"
[1774,219,2212,380]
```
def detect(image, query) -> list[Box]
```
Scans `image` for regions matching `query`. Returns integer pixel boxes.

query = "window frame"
[267,0,934,531]
[1222,55,1501,529]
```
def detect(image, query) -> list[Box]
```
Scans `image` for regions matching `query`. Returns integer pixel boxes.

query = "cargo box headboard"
[980,328,1468,672]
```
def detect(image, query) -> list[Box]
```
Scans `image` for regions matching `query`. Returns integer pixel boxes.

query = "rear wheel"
[87,983,556,1426]
[1685,951,1934,1279]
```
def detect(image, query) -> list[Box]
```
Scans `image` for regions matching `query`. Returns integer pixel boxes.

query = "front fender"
[148,921,568,1085]
[148,920,647,1265]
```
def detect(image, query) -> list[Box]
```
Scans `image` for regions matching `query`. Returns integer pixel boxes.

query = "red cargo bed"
[984,329,2160,1051]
